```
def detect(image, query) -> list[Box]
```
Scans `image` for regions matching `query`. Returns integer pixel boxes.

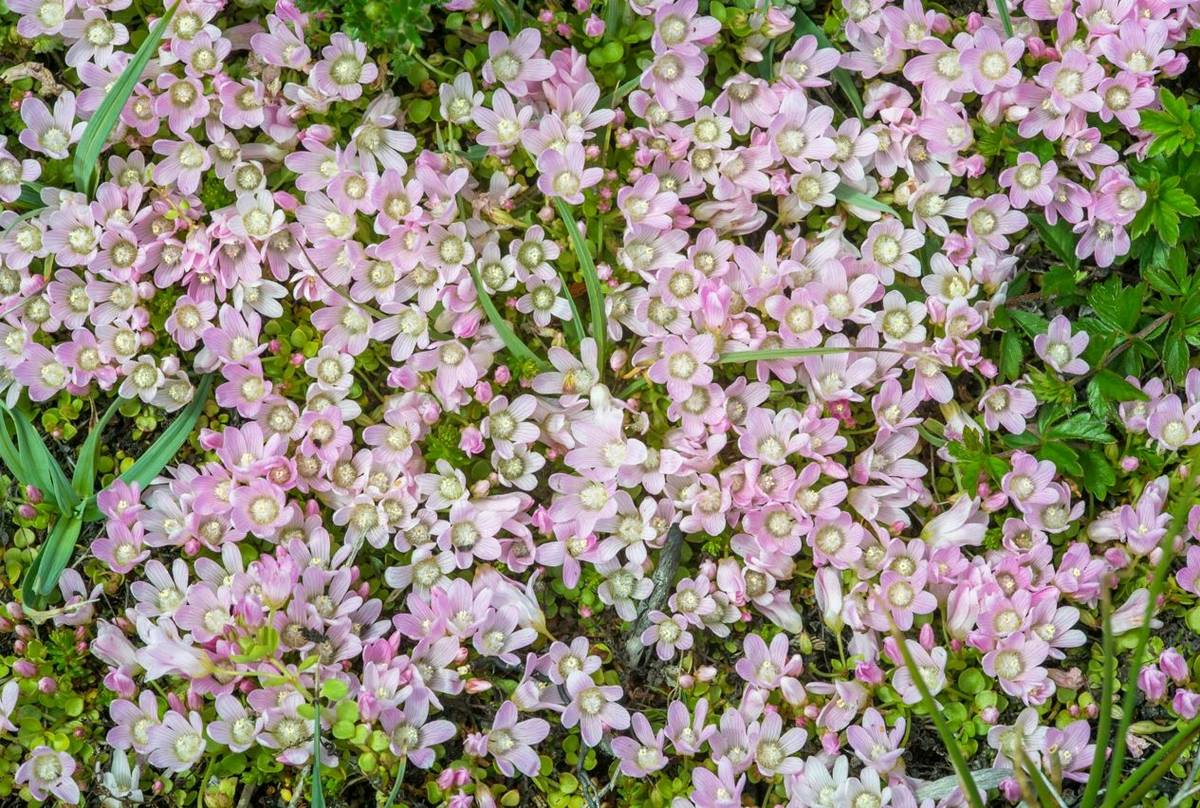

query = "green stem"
[383,757,408,808]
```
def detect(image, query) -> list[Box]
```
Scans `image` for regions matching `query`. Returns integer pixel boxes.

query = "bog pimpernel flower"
[1,0,1200,805]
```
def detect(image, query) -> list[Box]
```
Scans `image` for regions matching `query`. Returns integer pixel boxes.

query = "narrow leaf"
[17,182,44,210]
[106,374,212,493]
[1030,213,1080,270]
[914,769,1012,801]
[73,0,182,193]
[554,199,607,370]
[893,632,986,808]
[1016,747,1069,808]
[71,397,125,499]
[994,0,1015,37]
[28,513,85,598]
[1113,717,1200,807]
[1091,369,1149,402]
[792,10,865,120]
[311,705,326,808]
[467,265,549,370]
[717,346,879,364]
[834,183,900,218]
[1101,478,1198,808]
[2,405,76,512]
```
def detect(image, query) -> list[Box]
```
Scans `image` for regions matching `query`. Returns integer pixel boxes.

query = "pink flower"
[562,671,630,747]
[311,33,378,101]
[18,92,84,160]
[483,29,554,97]
[1034,315,1089,375]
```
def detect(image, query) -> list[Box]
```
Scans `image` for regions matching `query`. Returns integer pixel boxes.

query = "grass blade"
[893,631,986,808]
[834,183,900,218]
[1114,717,1200,807]
[1,404,75,512]
[467,265,550,371]
[311,705,325,808]
[382,758,408,808]
[1015,746,1068,808]
[105,374,211,493]
[1081,593,1117,808]
[0,409,36,491]
[22,512,84,602]
[1102,475,1198,808]
[994,0,1015,37]
[73,0,181,193]
[553,199,607,371]
[17,182,44,210]
[717,346,865,364]
[792,9,865,120]
[71,397,124,499]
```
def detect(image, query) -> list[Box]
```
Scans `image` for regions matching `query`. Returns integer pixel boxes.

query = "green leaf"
[833,183,900,218]
[553,200,607,371]
[21,513,85,603]
[893,633,986,808]
[999,331,1023,381]
[993,0,1015,37]
[717,346,861,364]
[17,182,44,210]
[71,397,125,499]
[1009,309,1050,337]
[0,404,75,513]
[792,9,864,120]
[1036,442,1082,477]
[1078,450,1116,500]
[1030,214,1079,270]
[1087,279,1142,334]
[467,264,549,371]
[320,679,350,700]
[311,704,325,808]
[1045,413,1113,443]
[1090,369,1148,402]
[107,374,213,493]
[1081,595,1116,808]
[73,0,182,194]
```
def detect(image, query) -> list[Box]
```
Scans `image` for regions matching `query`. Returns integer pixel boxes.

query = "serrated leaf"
[1090,369,1149,402]
[1045,413,1114,443]
[1009,309,1050,337]
[1036,442,1082,477]
[1087,279,1142,334]
[1079,449,1116,499]
[73,0,182,193]
[1030,214,1080,270]
[999,331,1022,381]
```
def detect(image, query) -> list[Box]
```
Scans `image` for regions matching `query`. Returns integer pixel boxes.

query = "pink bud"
[1120,456,1140,472]
[1161,648,1189,683]
[855,661,884,685]
[981,706,1000,723]
[37,676,56,694]
[465,678,492,694]
[13,660,36,677]
[821,731,841,755]
[537,8,553,22]
[695,666,717,682]
[17,504,36,520]
[919,623,935,651]
[494,365,511,385]
[1176,690,1200,719]
[24,485,42,504]
[453,646,469,666]
[474,381,494,404]
[677,673,694,688]
[1139,665,1168,701]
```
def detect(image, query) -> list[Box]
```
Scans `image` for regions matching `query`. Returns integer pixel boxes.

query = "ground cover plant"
[2,0,1200,805]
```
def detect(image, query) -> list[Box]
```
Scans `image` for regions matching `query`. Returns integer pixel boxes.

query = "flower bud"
[1161,648,1189,684]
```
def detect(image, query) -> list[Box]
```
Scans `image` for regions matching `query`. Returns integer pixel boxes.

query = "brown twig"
[623,524,684,667]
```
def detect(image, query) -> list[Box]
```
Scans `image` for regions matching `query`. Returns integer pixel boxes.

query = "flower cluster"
[1,0,1200,805]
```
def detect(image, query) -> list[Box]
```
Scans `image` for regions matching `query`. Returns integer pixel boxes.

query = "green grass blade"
[717,346,861,364]
[28,512,84,598]
[467,265,550,371]
[554,199,607,371]
[1102,476,1197,808]
[0,409,36,490]
[92,374,211,502]
[556,275,587,347]
[1081,593,1117,808]
[311,705,325,808]
[71,397,124,499]
[1017,747,1069,808]
[833,183,900,218]
[2,404,75,512]
[1114,717,1200,807]
[995,0,1015,37]
[792,9,865,120]
[893,630,986,808]
[73,0,181,193]
[382,758,408,808]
